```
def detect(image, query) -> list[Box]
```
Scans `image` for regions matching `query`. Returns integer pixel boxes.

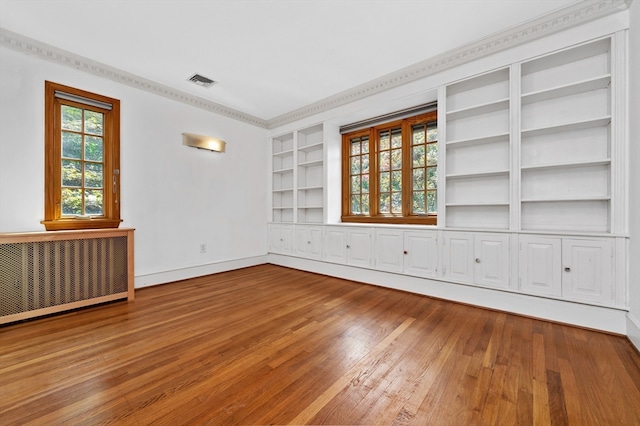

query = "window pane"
[412,127,425,145]
[391,149,402,170]
[427,143,437,166]
[379,193,390,213]
[61,188,82,215]
[61,105,82,131]
[85,189,103,215]
[84,110,104,136]
[427,167,437,189]
[351,157,361,174]
[379,171,390,192]
[85,163,103,188]
[391,171,402,191]
[62,132,82,159]
[362,174,369,193]
[62,160,82,187]
[427,191,437,213]
[362,194,370,214]
[351,175,361,193]
[427,123,438,142]
[362,140,369,154]
[391,192,402,213]
[412,145,425,167]
[413,191,426,214]
[350,140,361,155]
[362,154,369,173]
[85,136,104,162]
[391,129,402,148]
[413,168,425,190]
[379,151,390,172]
[379,131,390,150]
[351,195,361,214]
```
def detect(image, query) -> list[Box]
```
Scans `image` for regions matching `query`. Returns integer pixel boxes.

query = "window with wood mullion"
[342,110,437,225]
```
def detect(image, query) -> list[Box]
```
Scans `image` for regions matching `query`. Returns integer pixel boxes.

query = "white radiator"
[0,228,134,324]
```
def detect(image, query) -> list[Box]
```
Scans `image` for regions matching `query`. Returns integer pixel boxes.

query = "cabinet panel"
[519,235,562,297]
[443,233,474,283]
[562,239,613,304]
[474,234,510,289]
[347,229,373,268]
[374,229,403,273]
[295,226,322,259]
[269,224,293,255]
[324,228,347,264]
[403,231,438,278]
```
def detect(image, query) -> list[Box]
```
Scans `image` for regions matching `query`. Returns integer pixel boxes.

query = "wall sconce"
[182,132,226,153]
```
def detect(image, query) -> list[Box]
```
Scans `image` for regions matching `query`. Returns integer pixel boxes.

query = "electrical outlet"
[200,243,207,253]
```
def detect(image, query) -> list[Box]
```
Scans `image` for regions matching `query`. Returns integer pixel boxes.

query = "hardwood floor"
[1,264,639,425]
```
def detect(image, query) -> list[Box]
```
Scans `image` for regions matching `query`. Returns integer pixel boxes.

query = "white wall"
[0,46,269,287]
[627,0,640,351]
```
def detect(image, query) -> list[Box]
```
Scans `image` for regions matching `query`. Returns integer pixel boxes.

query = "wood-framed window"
[342,111,437,225]
[42,81,121,231]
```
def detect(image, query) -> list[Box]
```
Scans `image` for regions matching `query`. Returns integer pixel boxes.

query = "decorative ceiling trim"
[0,28,268,128]
[266,0,629,129]
[0,0,628,130]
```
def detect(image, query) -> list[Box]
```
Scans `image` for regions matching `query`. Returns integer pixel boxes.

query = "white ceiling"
[0,0,579,121]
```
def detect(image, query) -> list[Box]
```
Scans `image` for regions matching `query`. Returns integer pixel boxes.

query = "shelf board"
[521,75,610,105]
[298,159,323,167]
[298,142,324,153]
[272,188,294,193]
[298,186,323,191]
[272,149,294,158]
[521,158,611,172]
[446,202,510,207]
[446,170,509,179]
[446,98,509,121]
[522,116,611,138]
[446,132,509,148]
[298,206,323,210]
[272,167,294,174]
[272,206,294,210]
[521,195,611,203]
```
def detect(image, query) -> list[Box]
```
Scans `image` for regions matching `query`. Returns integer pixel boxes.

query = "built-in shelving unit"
[520,38,612,232]
[445,67,511,229]
[271,124,324,224]
[272,132,294,223]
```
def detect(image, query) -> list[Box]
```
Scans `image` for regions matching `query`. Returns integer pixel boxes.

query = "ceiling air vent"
[188,73,217,88]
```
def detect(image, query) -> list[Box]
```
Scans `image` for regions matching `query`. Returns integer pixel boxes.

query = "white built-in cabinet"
[519,235,615,306]
[268,32,628,314]
[271,124,324,224]
[442,232,510,289]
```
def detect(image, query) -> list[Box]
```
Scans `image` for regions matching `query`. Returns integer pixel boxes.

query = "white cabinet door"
[324,227,347,264]
[295,225,322,259]
[269,224,293,255]
[403,231,438,278]
[347,228,373,268]
[519,235,562,297]
[443,232,474,284]
[374,229,404,273]
[562,238,613,304]
[474,234,510,289]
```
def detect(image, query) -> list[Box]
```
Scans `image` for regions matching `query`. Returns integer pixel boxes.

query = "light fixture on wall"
[182,133,226,153]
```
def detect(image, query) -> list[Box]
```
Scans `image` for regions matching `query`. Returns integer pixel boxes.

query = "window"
[43,81,121,231]
[342,111,437,225]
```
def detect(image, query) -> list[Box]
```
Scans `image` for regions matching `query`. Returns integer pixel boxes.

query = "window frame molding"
[341,110,438,225]
[42,81,122,231]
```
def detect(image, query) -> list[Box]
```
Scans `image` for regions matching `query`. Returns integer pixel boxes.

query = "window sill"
[41,218,123,231]
[341,215,437,226]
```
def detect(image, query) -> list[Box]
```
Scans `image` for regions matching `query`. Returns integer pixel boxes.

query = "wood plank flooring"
[1,264,639,425]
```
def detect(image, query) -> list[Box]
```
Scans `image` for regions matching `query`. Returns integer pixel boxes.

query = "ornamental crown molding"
[0,0,629,130]
[0,28,268,129]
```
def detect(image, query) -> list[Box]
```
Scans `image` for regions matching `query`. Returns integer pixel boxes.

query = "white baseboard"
[135,255,268,288]
[627,313,640,352]
[269,254,628,335]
